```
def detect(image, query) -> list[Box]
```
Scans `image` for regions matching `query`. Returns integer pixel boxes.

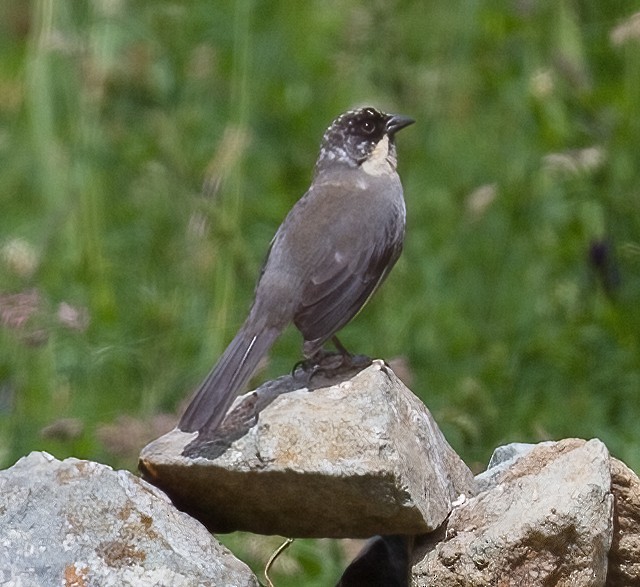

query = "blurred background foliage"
[1,0,639,584]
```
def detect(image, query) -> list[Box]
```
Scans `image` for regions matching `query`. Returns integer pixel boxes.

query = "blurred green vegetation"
[1,0,639,583]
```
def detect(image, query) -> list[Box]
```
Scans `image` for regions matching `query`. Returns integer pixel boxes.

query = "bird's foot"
[292,347,372,385]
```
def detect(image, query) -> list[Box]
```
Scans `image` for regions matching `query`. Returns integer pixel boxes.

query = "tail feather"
[178,321,281,433]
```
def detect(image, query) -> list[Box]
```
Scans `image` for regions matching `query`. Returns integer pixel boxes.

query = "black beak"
[385,114,415,136]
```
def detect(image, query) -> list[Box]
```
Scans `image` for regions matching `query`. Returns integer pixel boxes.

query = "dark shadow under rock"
[336,535,414,587]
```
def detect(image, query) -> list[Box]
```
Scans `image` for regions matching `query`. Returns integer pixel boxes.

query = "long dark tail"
[178,319,281,433]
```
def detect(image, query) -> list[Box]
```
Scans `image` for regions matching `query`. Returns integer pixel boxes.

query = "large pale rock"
[412,439,614,587]
[140,361,474,538]
[0,452,258,587]
[607,457,640,586]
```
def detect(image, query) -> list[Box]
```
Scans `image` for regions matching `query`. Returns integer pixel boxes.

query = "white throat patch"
[361,135,395,176]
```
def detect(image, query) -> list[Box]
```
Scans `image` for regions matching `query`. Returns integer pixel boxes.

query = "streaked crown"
[316,107,413,170]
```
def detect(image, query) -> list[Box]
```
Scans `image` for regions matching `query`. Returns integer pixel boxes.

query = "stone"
[412,438,614,586]
[140,361,474,538]
[0,452,259,587]
[607,457,640,585]
[472,441,546,494]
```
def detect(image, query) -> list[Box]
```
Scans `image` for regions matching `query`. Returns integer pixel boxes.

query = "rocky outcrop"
[140,361,474,538]
[412,439,614,586]
[0,452,258,587]
[336,439,640,586]
[2,361,639,586]
[608,457,640,585]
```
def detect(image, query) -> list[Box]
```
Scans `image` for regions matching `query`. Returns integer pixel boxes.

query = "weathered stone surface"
[472,440,552,494]
[607,457,640,586]
[140,361,474,538]
[412,439,614,587]
[0,452,259,587]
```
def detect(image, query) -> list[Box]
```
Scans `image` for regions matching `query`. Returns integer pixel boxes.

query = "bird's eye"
[361,120,375,134]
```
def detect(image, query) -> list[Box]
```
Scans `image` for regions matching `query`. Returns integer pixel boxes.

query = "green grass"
[1,1,640,584]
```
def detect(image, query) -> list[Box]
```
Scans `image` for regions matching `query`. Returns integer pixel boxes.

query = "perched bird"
[179,107,414,434]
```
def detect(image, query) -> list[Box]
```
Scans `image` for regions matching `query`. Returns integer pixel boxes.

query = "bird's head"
[316,107,414,175]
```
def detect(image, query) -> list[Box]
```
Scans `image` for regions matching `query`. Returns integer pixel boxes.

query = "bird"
[178,106,414,434]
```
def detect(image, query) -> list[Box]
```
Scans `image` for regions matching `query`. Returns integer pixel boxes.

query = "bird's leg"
[329,336,371,370]
[294,339,348,375]
[331,335,352,359]
[292,336,372,385]
[291,357,314,376]
[291,348,336,378]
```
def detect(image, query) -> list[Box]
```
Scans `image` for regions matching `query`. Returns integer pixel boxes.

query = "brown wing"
[293,209,404,357]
